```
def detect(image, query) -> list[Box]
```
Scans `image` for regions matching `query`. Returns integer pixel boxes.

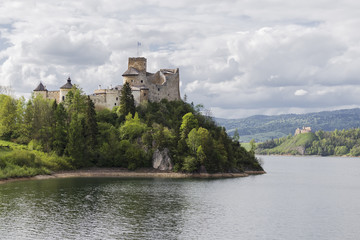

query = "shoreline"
[257,153,359,157]
[0,168,266,184]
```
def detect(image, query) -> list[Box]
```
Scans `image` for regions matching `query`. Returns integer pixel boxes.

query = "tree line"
[0,83,262,173]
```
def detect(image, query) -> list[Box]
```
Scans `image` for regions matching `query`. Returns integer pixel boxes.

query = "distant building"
[295,126,312,135]
[33,57,181,110]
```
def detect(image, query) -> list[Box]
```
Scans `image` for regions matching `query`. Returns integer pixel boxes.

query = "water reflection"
[0,178,191,239]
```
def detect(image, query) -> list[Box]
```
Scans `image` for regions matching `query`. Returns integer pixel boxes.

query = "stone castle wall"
[147,69,180,102]
[47,91,60,102]
[90,89,121,110]
[123,72,147,87]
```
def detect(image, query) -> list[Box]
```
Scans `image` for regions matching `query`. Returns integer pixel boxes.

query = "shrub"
[6,150,36,167]
[0,157,6,168]
[350,145,360,156]
[28,139,43,151]
[334,146,349,156]
[182,156,198,172]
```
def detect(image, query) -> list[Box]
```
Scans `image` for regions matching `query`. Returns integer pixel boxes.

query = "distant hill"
[215,108,360,142]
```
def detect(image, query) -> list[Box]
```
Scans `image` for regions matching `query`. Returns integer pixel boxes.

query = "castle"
[33,57,181,109]
[295,126,312,135]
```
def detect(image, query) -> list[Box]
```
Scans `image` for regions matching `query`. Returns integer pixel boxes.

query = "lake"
[1,155,360,239]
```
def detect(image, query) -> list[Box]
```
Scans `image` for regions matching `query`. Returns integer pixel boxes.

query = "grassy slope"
[259,133,317,155]
[240,143,251,151]
[0,140,72,180]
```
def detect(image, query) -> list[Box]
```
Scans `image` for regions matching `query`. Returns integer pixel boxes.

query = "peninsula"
[0,57,264,182]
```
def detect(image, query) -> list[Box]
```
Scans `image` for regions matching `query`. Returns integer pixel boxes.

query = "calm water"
[1,156,360,240]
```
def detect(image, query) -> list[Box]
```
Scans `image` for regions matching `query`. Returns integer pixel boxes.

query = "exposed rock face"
[152,148,173,171]
[295,146,306,155]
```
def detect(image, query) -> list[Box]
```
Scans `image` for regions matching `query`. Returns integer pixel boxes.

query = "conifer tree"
[84,96,98,162]
[19,100,34,143]
[53,103,68,156]
[85,97,98,146]
[118,82,135,119]
[66,114,87,167]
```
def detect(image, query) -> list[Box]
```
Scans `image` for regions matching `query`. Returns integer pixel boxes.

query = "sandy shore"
[0,168,266,184]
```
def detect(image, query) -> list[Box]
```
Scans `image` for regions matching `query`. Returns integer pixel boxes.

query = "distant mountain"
[215,108,360,142]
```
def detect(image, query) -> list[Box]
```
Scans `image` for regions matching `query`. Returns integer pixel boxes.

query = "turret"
[59,77,73,102]
[33,82,48,98]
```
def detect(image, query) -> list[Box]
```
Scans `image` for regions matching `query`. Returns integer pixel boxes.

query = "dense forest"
[0,84,262,179]
[216,108,360,142]
[256,129,360,156]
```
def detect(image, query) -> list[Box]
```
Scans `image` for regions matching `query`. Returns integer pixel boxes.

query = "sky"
[1,0,360,119]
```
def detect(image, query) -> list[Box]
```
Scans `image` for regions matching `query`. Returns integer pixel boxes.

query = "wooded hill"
[216,108,360,142]
[0,84,262,179]
[256,129,360,156]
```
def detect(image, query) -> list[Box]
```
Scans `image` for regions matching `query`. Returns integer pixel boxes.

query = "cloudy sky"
[1,0,360,118]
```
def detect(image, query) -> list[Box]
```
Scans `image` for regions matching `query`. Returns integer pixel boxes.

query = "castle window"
[158,88,160,91]
[141,80,143,83]
[131,80,134,83]
[116,97,118,101]
[144,93,147,96]
[62,96,65,101]
[114,103,116,106]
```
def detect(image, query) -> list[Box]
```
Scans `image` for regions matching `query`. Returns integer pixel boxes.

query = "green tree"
[12,96,26,139]
[64,85,87,119]
[118,82,135,120]
[180,112,198,139]
[0,94,17,139]
[53,103,68,156]
[18,100,35,143]
[187,128,201,153]
[66,114,87,167]
[31,95,55,151]
[334,146,348,156]
[182,156,198,172]
[84,97,98,151]
[233,129,240,142]
[249,139,256,155]
[97,122,122,167]
[350,145,360,156]
[151,123,174,150]
[119,113,147,141]
[196,145,206,166]
[186,127,210,153]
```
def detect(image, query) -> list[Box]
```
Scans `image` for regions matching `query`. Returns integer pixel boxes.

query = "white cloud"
[1,0,360,118]
[294,89,308,96]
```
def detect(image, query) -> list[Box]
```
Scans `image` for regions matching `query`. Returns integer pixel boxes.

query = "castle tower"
[122,57,180,105]
[122,57,147,87]
[33,82,48,98]
[59,77,73,102]
[128,57,147,72]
